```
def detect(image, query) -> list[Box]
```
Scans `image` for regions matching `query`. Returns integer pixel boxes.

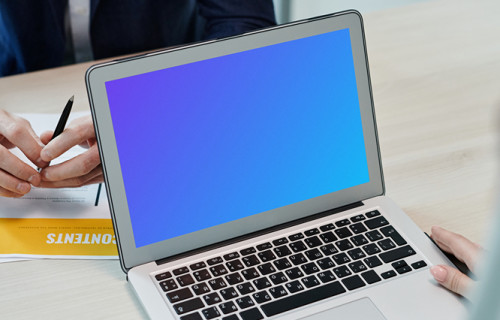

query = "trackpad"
[300,297,386,320]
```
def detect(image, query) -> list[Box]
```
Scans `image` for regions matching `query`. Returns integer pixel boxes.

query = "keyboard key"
[223,252,240,261]
[208,277,227,290]
[274,245,292,257]
[380,226,407,246]
[391,260,408,269]
[332,253,351,265]
[396,266,412,274]
[288,233,304,241]
[180,312,203,320]
[361,270,381,284]
[192,283,211,295]
[348,261,367,273]
[210,264,228,277]
[237,282,256,295]
[320,231,338,243]
[317,270,336,283]
[240,247,257,256]
[320,223,335,232]
[273,258,292,270]
[320,244,338,256]
[411,260,427,269]
[362,243,381,255]
[380,270,397,279]
[351,214,366,222]
[333,265,352,278]
[272,237,288,246]
[225,273,243,285]
[335,219,350,227]
[347,248,366,260]
[193,269,211,282]
[160,279,178,292]
[351,234,369,246]
[173,267,190,276]
[304,228,320,236]
[203,292,222,305]
[378,238,396,251]
[336,239,353,251]
[253,291,272,304]
[342,274,366,290]
[285,267,304,280]
[222,315,239,320]
[302,275,320,288]
[242,255,260,267]
[289,253,308,265]
[305,248,323,260]
[240,307,264,320]
[304,236,323,248]
[366,210,381,218]
[269,285,288,298]
[256,242,273,251]
[207,257,223,266]
[190,262,206,271]
[219,301,238,315]
[253,277,272,290]
[177,274,195,287]
[290,241,307,252]
[301,262,320,275]
[260,282,346,317]
[155,271,172,281]
[167,288,194,303]
[258,250,276,262]
[241,268,260,280]
[269,272,288,285]
[365,230,383,242]
[317,257,335,270]
[258,262,277,275]
[236,296,255,309]
[202,306,220,319]
[226,260,245,272]
[363,256,383,268]
[379,245,416,263]
[220,287,239,300]
[173,297,204,315]
[365,216,389,230]
[285,280,305,293]
[349,223,367,234]
[335,227,353,239]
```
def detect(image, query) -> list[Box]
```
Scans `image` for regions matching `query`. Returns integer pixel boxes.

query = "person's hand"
[0,110,46,197]
[38,115,103,188]
[430,226,481,299]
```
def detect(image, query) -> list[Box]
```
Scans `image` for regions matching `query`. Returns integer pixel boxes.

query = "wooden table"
[1,0,499,318]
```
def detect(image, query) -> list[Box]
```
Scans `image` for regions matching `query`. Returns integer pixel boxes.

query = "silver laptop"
[86,10,467,320]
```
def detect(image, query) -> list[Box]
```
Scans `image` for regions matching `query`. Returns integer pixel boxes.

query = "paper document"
[0,112,118,261]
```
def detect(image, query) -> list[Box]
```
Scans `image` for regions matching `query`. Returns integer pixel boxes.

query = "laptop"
[86,10,467,320]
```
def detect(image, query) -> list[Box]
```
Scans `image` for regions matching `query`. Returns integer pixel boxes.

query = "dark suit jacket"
[0,0,275,76]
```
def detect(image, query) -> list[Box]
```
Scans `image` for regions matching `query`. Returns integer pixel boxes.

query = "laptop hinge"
[156,201,364,266]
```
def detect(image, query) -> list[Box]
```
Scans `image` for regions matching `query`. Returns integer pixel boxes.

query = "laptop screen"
[105,28,369,248]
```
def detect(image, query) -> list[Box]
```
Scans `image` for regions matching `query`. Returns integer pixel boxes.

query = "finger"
[39,168,103,188]
[431,226,482,273]
[0,185,26,198]
[0,114,47,167]
[0,169,32,195]
[430,265,475,299]
[0,146,41,186]
[41,145,101,182]
[40,130,54,145]
[40,116,95,162]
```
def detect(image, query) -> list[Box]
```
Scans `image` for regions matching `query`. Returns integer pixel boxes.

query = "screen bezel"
[86,10,384,272]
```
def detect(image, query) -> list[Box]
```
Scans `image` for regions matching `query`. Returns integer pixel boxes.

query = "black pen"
[38,95,74,171]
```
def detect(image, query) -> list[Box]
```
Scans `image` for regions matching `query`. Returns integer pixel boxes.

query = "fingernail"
[43,171,51,180]
[28,175,36,183]
[430,265,448,282]
[41,150,52,161]
[16,183,30,193]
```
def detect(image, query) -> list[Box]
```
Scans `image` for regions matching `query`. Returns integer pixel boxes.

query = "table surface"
[1,0,499,318]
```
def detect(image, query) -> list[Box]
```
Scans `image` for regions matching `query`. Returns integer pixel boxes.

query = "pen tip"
[69,95,74,102]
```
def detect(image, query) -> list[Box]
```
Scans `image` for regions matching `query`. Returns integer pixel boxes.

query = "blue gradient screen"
[105,28,369,248]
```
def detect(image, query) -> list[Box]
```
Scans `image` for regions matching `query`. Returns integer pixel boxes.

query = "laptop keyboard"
[153,210,427,319]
